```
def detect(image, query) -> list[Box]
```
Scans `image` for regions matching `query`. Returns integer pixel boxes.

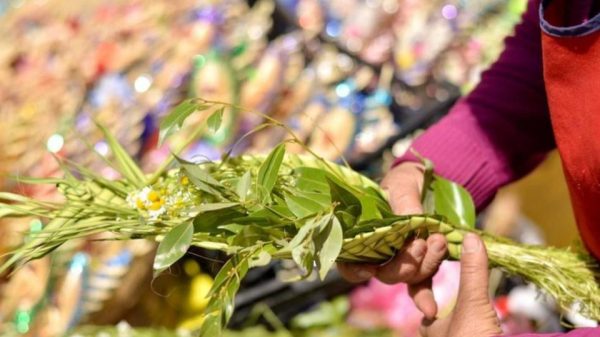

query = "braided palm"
[1,153,599,322]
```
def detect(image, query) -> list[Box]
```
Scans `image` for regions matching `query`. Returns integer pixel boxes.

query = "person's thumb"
[457,233,490,305]
[449,233,501,336]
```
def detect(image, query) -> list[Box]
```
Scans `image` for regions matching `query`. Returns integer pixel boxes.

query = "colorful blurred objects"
[348,261,460,337]
[1,0,576,336]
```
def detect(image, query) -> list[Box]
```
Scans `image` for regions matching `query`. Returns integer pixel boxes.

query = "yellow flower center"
[148,201,164,211]
[148,190,161,202]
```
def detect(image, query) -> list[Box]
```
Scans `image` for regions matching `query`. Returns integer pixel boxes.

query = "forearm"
[396,0,555,209]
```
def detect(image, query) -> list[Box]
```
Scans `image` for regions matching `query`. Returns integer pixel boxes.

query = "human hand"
[421,233,501,337]
[337,162,448,319]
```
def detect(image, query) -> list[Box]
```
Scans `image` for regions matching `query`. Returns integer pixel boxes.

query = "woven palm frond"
[0,110,599,336]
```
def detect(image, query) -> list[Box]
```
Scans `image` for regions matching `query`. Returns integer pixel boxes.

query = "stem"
[194,98,352,168]
[149,121,209,184]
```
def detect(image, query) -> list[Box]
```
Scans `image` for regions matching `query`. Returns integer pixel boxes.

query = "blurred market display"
[0,0,582,336]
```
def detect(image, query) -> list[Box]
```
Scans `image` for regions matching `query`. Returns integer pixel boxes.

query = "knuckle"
[458,293,491,310]
[337,264,371,282]
[420,259,442,277]
[460,262,482,276]
[376,263,416,284]
[377,275,401,285]
[399,263,419,280]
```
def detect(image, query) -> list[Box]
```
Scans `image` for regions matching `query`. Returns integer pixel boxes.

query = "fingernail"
[358,270,373,279]
[430,240,446,253]
[463,233,480,254]
[421,318,435,327]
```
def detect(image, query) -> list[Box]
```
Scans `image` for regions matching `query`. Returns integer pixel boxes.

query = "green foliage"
[153,222,193,277]
[257,144,286,198]
[285,194,326,218]
[2,106,599,337]
[236,171,252,203]
[315,216,343,280]
[326,176,361,218]
[431,176,476,228]
[201,250,256,337]
[158,100,205,145]
[175,155,222,195]
[193,207,245,234]
[415,151,475,228]
[208,107,225,134]
[291,297,349,329]
[294,167,330,193]
[95,122,146,187]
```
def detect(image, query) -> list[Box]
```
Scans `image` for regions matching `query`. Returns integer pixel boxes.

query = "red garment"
[541,0,600,259]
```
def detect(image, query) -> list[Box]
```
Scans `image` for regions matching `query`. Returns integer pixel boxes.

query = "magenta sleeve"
[499,328,600,337]
[395,0,555,209]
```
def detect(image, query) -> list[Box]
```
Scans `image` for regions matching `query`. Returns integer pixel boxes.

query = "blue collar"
[540,0,600,37]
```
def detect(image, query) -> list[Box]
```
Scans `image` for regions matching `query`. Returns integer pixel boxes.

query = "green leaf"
[326,176,361,217]
[367,186,393,215]
[257,144,286,195]
[288,217,321,250]
[0,192,42,203]
[95,122,146,187]
[207,107,225,134]
[175,155,222,195]
[236,171,252,202]
[201,250,257,335]
[209,258,236,297]
[294,167,330,192]
[343,220,382,237]
[287,214,332,277]
[192,202,239,214]
[296,191,331,208]
[195,241,231,251]
[193,207,245,233]
[219,224,245,234]
[175,155,220,186]
[358,194,382,221]
[432,175,475,228]
[218,224,245,234]
[158,100,203,145]
[153,222,193,277]
[249,251,272,267]
[237,209,284,226]
[11,176,66,185]
[292,243,315,276]
[285,194,326,218]
[316,216,343,280]
[335,209,357,230]
[224,279,240,322]
[268,204,295,219]
[199,315,222,337]
[231,225,279,247]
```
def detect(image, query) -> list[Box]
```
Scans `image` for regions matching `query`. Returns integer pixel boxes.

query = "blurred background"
[0,0,587,336]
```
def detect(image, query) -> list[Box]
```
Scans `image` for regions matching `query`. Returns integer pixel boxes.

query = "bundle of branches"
[1,100,599,336]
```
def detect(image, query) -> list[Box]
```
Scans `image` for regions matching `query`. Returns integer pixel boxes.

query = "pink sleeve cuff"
[494,328,600,337]
[393,114,503,210]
